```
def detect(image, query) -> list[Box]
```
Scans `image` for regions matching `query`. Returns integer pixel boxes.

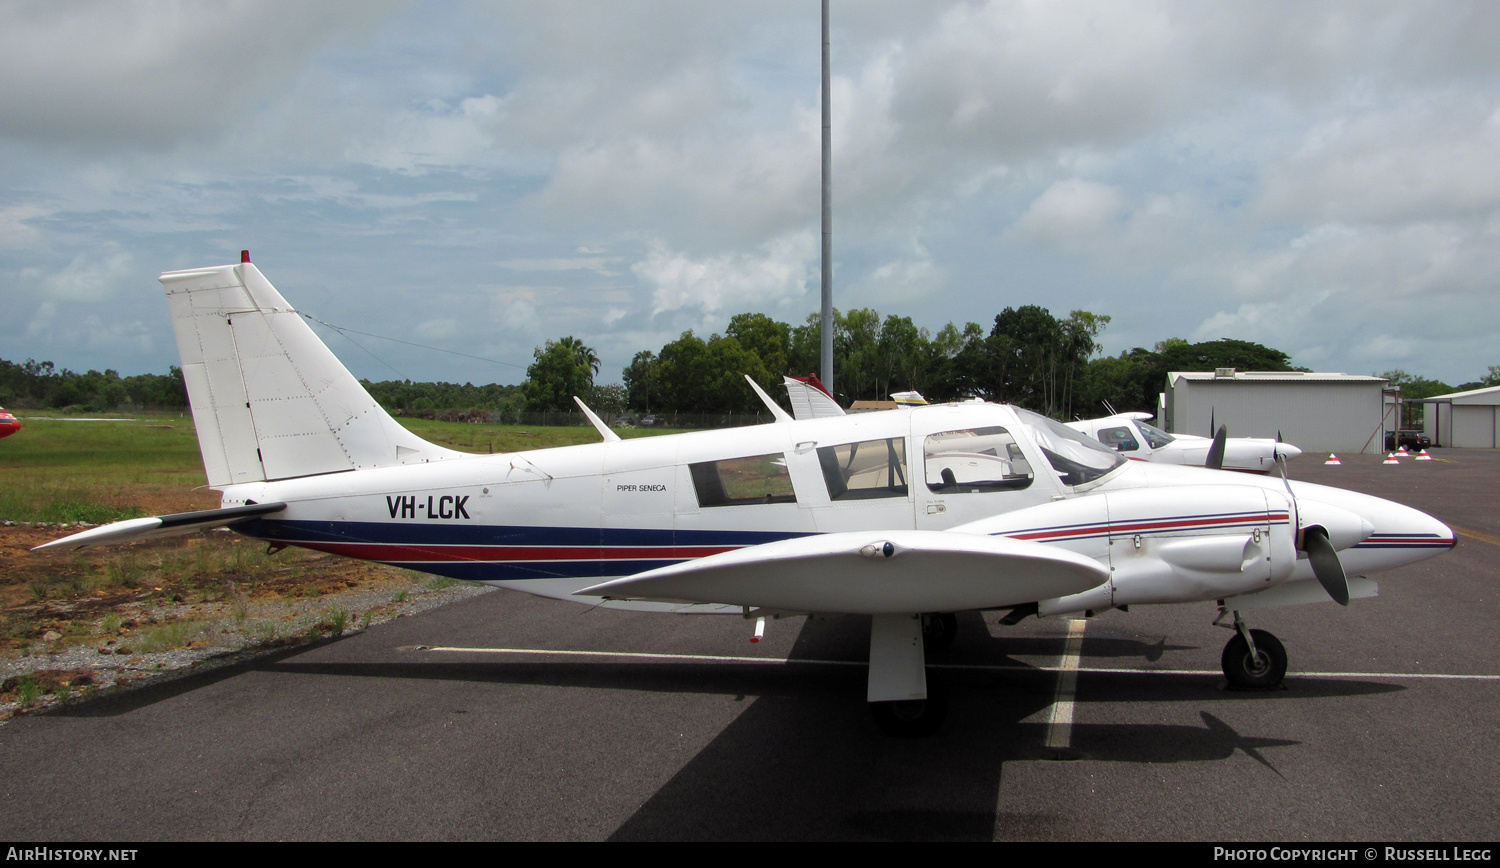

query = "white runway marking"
[1045,619,1088,749]
[414,644,1500,681]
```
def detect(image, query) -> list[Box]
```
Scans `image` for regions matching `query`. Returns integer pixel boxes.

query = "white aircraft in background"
[40,257,1453,735]
[782,379,1297,474]
[1067,412,1301,474]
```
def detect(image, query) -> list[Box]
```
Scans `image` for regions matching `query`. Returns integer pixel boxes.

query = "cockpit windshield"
[1136,420,1175,449]
[1013,407,1126,486]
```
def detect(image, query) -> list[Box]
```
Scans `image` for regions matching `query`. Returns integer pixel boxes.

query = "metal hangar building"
[1421,385,1500,449]
[1163,370,1391,454]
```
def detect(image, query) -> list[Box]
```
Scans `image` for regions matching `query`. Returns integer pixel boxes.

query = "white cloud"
[486,287,542,337]
[0,205,47,249]
[1005,179,1127,247]
[5,0,1500,388]
[1256,98,1500,225]
[28,246,137,303]
[635,232,816,320]
[498,256,618,275]
[0,1,397,150]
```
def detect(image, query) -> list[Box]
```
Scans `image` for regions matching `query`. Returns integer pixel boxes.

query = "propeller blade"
[1205,424,1227,470]
[1303,526,1351,606]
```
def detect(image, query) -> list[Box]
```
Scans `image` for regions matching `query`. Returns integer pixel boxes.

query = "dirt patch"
[0,522,479,719]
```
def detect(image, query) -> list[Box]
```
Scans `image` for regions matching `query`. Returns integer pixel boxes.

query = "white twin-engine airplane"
[781,377,1299,474]
[1066,412,1301,474]
[39,259,1455,736]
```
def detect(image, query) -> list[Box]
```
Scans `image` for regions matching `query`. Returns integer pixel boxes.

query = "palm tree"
[555,336,600,385]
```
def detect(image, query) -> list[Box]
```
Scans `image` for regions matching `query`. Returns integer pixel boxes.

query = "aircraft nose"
[1288,481,1456,570]
[1355,498,1456,558]
[1279,443,1303,460]
[1297,498,1375,550]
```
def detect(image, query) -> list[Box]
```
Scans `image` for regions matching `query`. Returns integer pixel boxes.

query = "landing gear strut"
[867,613,947,737]
[921,612,958,653]
[1217,609,1287,689]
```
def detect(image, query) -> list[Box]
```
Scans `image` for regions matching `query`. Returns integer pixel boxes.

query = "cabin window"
[690,453,797,507]
[1013,407,1126,486]
[1137,420,1175,449]
[1098,426,1140,452]
[923,427,1034,493]
[817,437,908,500]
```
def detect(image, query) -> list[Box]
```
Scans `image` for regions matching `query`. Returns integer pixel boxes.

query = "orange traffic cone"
[1325,454,1341,465]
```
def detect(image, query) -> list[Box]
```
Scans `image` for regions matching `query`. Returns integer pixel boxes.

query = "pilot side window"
[1098,426,1140,452]
[924,427,1034,493]
[690,453,797,507]
[1137,420,1175,449]
[818,437,908,500]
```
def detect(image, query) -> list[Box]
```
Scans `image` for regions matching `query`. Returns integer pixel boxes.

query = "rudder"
[162,261,460,487]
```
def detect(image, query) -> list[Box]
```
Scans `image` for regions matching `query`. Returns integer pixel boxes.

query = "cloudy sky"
[3,0,1498,389]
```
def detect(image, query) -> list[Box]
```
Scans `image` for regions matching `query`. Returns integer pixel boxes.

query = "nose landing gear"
[1216,609,1288,689]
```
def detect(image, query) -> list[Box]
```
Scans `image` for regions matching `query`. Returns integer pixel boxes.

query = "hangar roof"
[1169,371,1388,384]
[1418,384,1500,405]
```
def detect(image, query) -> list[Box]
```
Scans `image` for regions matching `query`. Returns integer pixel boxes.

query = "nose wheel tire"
[1221,629,1287,689]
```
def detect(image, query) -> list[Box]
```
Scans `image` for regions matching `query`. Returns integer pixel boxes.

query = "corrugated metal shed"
[1165,371,1391,454]
[1420,385,1500,448]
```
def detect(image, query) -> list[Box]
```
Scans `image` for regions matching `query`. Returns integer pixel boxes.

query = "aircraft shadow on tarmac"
[51,608,1403,717]
[600,617,1321,841]
[40,607,1407,840]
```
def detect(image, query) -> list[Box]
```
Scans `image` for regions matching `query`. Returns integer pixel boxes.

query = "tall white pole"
[820,0,834,392]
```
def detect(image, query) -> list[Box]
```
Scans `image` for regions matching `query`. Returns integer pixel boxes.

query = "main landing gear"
[1216,609,1288,689]
[867,613,952,737]
[920,612,959,653]
[870,685,949,738]
[864,613,959,737]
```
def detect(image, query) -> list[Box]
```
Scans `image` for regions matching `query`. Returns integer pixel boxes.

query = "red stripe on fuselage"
[1010,512,1288,542]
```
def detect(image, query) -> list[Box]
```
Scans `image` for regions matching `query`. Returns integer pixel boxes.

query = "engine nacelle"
[958,484,1299,615]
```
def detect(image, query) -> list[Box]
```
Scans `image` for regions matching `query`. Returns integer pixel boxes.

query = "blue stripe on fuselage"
[233,518,812,582]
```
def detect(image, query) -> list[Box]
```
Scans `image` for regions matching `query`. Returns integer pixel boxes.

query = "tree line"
[0,358,188,411]
[541,306,1316,420]
[7,316,1495,424]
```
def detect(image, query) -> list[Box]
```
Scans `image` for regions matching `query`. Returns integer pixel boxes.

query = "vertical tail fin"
[162,261,460,487]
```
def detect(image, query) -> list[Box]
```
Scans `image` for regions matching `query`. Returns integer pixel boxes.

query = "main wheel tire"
[1221,629,1287,689]
[870,691,949,738]
[921,612,959,653]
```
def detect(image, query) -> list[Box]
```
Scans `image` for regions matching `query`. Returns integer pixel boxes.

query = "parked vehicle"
[1385,429,1432,451]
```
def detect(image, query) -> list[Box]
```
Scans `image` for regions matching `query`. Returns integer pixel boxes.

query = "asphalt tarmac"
[1,449,1495,841]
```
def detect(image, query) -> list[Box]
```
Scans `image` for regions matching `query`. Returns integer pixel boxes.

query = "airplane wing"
[32,502,287,552]
[578,530,1108,614]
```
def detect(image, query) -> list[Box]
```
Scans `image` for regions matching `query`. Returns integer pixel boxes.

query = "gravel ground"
[0,575,495,722]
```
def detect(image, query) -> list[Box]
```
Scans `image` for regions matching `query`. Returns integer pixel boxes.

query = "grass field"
[0,413,206,523]
[0,410,684,711]
[0,410,679,523]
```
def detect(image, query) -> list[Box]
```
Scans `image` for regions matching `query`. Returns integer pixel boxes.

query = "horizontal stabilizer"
[33,502,286,552]
[783,375,845,420]
[578,530,1108,614]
